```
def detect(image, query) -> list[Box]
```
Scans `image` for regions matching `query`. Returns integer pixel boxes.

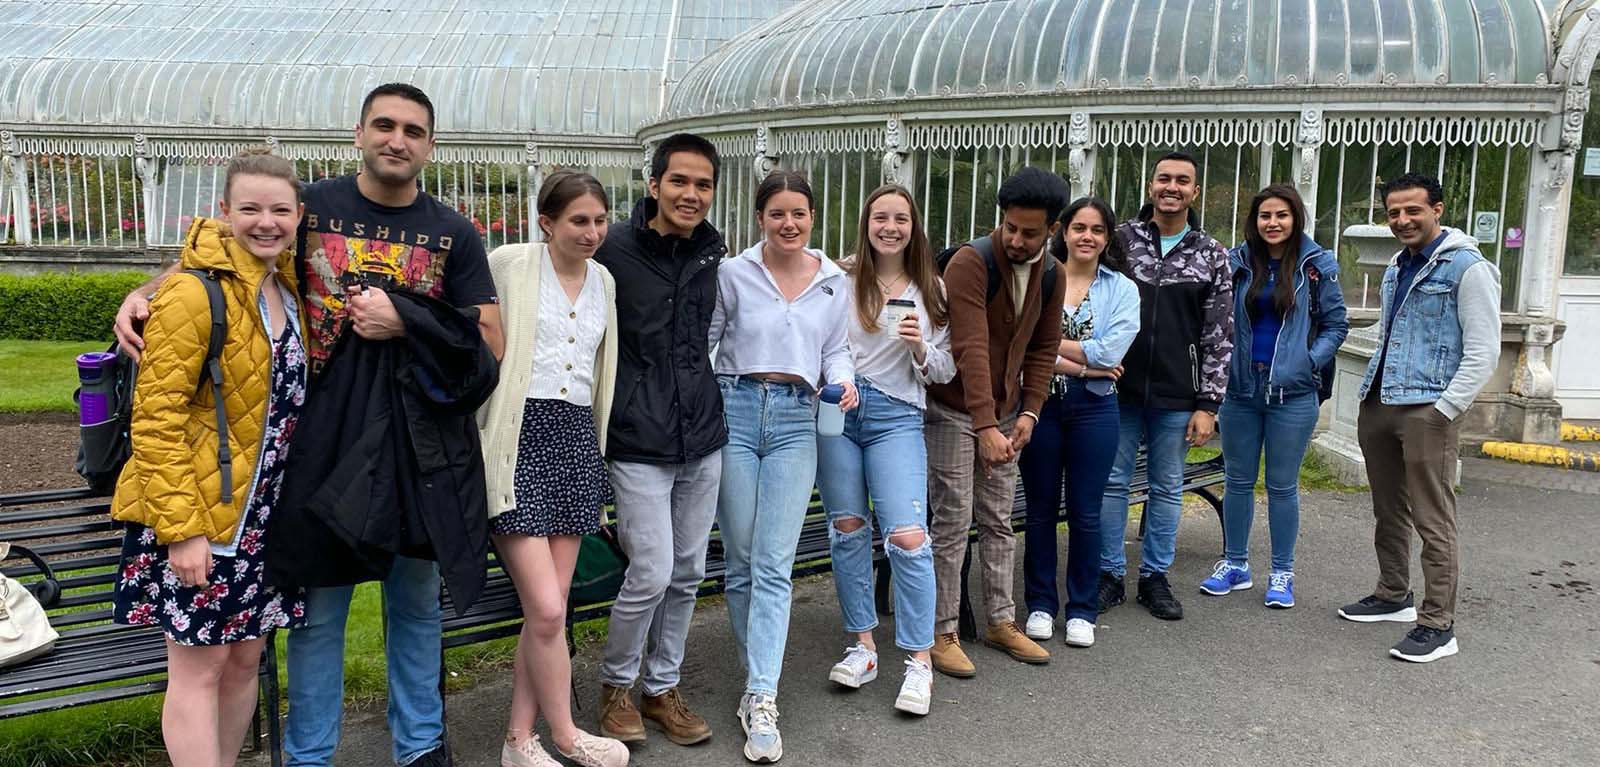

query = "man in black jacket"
[1098,152,1234,623]
[593,133,728,747]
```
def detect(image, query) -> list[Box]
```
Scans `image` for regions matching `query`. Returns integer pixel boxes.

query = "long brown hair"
[849,184,948,332]
[1244,183,1306,318]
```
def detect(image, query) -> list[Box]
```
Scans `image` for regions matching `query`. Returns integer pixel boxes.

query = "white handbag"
[0,541,61,668]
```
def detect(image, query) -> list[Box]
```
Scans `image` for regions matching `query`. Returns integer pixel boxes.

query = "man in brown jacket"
[926,167,1069,678]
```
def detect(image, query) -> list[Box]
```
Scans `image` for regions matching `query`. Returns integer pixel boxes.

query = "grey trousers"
[598,453,722,695]
[926,399,1020,635]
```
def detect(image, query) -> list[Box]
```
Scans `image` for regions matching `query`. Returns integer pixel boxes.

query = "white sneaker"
[827,643,878,688]
[1024,610,1054,640]
[501,735,561,767]
[893,658,933,716]
[738,693,782,763]
[1063,618,1095,648]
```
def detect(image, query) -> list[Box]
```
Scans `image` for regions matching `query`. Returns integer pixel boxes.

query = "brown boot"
[983,621,1051,664]
[929,632,976,678]
[597,684,646,744]
[640,687,712,745]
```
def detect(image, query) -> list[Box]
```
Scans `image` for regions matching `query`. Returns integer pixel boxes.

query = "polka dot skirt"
[492,397,612,538]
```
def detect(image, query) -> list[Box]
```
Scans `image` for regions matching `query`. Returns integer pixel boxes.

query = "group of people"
[105,82,1500,767]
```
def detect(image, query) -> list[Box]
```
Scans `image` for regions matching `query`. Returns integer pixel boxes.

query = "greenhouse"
[637,0,1600,461]
[5,0,1600,450]
[0,0,797,251]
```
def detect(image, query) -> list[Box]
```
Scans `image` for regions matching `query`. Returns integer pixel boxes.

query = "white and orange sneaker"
[827,642,879,688]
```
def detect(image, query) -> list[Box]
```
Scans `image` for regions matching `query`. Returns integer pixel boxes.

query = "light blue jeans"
[285,556,444,766]
[716,375,818,697]
[816,380,935,652]
[1220,365,1321,572]
[1100,405,1192,578]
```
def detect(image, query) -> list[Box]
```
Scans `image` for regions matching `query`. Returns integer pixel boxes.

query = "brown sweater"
[928,230,1066,431]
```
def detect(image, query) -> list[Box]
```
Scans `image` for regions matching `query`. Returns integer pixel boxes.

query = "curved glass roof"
[0,0,797,137]
[668,0,1555,118]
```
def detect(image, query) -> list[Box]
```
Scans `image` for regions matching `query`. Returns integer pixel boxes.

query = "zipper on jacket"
[1141,222,1167,407]
[1188,343,1199,393]
[222,276,278,553]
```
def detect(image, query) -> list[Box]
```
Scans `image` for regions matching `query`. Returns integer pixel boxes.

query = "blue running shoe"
[1264,571,1295,608]
[1199,560,1252,595]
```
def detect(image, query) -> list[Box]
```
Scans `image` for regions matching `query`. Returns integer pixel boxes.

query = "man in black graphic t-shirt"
[115,84,500,767]
[297,173,497,372]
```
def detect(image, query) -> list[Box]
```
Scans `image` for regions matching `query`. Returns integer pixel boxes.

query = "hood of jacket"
[1387,226,1481,268]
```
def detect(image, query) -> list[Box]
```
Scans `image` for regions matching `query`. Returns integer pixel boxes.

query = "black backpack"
[76,269,233,500]
[935,236,1058,305]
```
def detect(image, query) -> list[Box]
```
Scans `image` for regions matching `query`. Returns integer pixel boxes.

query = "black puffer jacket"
[267,291,499,615]
[594,197,728,464]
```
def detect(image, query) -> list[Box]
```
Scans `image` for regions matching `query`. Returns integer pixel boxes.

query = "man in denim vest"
[1338,172,1501,664]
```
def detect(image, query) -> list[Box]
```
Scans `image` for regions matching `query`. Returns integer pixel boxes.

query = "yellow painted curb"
[1560,422,1600,442]
[1480,441,1600,472]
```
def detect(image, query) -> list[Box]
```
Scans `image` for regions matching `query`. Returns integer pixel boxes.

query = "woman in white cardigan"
[479,171,627,767]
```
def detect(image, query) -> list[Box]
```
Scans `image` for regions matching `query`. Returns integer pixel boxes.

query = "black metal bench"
[0,487,284,766]
[445,449,1227,658]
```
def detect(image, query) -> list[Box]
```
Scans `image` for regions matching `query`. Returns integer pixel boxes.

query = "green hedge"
[0,271,151,341]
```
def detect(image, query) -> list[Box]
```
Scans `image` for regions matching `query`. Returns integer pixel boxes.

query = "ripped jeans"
[816,379,936,652]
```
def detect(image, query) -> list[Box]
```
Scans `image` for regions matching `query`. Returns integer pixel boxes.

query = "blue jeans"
[816,380,935,652]
[1100,405,1192,577]
[716,376,818,697]
[1220,366,1321,572]
[1019,381,1120,622]
[285,556,444,766]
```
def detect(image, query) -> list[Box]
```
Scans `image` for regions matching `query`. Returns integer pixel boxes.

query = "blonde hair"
[224,146,300,203]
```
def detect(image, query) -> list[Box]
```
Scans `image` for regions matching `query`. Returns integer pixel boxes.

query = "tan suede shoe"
[598,684,646,744]
[640,687,712,745]
[982,621,1051,664]
[930,632,976,678]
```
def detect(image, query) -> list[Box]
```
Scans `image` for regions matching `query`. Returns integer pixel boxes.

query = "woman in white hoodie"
[708,169,856,763]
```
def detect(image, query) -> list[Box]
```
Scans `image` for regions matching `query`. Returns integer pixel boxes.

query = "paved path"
[301,474,1599,767]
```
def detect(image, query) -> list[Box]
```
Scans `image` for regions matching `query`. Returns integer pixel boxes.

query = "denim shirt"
[1226,235,1349,402]
[1054,264,1140,397]
[1357,227,1503,417]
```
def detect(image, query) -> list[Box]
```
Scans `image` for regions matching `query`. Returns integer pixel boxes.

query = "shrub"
[0,271,151,341]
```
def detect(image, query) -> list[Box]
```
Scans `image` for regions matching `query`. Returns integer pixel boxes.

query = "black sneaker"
[1337,592,1417,623]
[1389,625,1459,663]
[1096,572,1125,613]
[409,744,454,767]
[1136,572,1184,620]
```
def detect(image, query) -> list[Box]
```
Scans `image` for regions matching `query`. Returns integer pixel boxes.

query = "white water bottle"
[817,384,846,437]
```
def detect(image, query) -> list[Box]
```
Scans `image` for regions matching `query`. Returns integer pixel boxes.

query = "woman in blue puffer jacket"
[1199,184,1349,609]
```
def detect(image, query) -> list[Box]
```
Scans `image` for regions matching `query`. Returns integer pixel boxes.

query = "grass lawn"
[0,340,105,413]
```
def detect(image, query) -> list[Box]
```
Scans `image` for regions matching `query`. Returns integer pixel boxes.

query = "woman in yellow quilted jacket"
[109,148,309,767]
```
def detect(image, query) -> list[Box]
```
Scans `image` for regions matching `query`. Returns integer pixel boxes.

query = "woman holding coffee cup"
[815,184,953,716]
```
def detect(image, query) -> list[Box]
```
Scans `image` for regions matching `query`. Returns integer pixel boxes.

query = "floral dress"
[112,323,308,645]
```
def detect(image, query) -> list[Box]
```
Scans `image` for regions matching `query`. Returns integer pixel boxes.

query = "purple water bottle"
[76,351,119,425]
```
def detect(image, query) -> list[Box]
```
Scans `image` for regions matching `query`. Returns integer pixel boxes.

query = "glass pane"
[1346,0,1380,80]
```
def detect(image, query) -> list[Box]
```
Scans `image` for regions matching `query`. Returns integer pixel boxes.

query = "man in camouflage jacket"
[1097,151,1235,622]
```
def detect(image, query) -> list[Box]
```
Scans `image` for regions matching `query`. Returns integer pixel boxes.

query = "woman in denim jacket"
[1018,197,1140,650]
[1201,184,1349,608]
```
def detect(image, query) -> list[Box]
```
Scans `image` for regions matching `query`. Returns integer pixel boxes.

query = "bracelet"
[1020,410,1039,424]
